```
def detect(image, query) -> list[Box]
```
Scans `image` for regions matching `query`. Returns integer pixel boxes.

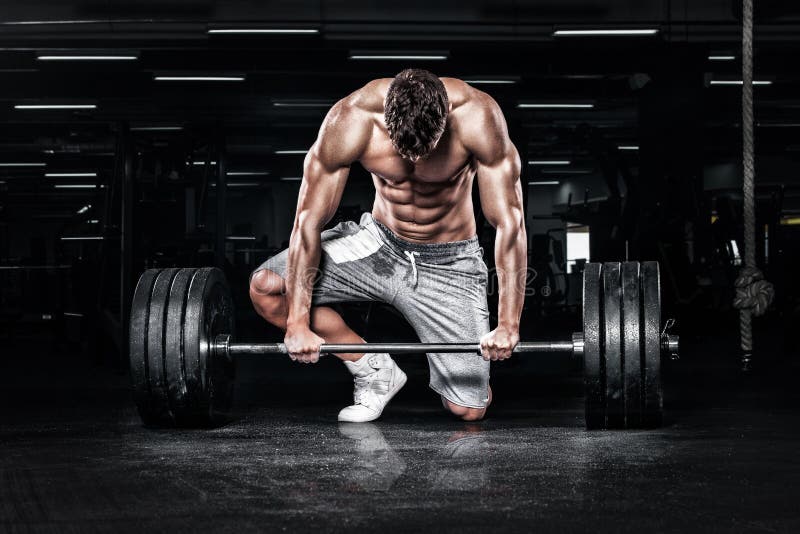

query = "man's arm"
[284,99,371,362]
[462,91,526,360]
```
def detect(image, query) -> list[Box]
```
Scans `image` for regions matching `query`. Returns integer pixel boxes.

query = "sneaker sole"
[338,368,407,423]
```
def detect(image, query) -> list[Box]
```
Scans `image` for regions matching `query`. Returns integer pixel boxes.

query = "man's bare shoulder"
[443,80,499,123]
[447,82,504,137]
[440,77,475,110]
[342,79,392,114]
[444,81,511,162]
[314,80,390,165]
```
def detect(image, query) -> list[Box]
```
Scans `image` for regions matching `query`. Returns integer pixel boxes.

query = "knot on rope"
[733,267,774,316]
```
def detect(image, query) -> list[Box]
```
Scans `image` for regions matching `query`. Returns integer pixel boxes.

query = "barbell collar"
[572,332,585,357]
[661,333,680,358]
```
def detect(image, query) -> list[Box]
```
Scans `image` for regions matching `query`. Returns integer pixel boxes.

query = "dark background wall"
[1,0,799,369]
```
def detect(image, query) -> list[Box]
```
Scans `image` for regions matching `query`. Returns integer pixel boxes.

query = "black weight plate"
[183,267,235,426]
[146,268,180,424]
[129,269,161,425]
[621,262,642,428]
[603,262,624,429]
[164,268,196,417]
[642,261,663,427]
[583,263,604,430]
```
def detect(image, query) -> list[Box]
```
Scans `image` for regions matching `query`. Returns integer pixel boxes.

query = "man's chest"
[360,133,473,185]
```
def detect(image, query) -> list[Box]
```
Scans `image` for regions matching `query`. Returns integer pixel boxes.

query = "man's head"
[384,69,450,162]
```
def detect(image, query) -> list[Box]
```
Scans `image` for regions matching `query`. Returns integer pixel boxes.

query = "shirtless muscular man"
[249,69,526,423]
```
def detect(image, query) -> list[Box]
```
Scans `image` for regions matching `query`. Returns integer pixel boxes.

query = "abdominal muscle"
[370,171,478,243]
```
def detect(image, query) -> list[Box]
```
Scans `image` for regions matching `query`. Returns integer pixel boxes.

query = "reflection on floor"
[1,333,799,532]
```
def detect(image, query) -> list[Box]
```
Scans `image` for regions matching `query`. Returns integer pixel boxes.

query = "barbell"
[129,261,678,429]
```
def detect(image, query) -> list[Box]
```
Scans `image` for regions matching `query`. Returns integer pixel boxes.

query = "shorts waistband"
[361,212,480,259]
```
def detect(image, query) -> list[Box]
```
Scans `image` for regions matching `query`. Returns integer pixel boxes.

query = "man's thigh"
[394,252,491,409]
[250,218,392,305]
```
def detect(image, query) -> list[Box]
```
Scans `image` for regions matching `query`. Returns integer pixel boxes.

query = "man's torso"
[349,78,480,243]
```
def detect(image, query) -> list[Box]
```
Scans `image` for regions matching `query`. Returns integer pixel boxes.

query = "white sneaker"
[338,353,406,423]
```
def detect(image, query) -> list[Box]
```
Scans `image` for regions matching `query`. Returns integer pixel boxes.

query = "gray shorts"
[252,212,491,409]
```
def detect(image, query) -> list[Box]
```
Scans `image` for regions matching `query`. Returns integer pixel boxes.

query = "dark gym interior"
[2,2,800,532]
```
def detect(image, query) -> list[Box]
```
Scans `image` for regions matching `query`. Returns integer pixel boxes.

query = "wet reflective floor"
[2,340,799,532]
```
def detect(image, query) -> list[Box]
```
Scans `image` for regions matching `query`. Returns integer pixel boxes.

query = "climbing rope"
[734,0,774,370]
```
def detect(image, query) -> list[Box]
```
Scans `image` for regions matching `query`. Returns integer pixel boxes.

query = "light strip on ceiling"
[554,29,659,36]
[38,55,137,61]
[209,28,318,34]
[15,104,96,109]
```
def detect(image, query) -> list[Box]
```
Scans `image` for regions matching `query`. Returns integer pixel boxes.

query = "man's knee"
[250,269,284,296]
[249,270,286,326]
[442,397,487,421]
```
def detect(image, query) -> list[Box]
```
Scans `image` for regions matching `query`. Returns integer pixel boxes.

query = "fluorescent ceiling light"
[227,171,270,176]
[618,145,639,150]
[76,204,92,214]
[710,80,772,85]
[192,161,217,166]
[2,20,102,25]
[528,181,560,185]
[212,182,262,187]
[518,103,594,109]
[37,55,137,61]
[275,150,307,155]
[349,51,448,60]
[757,123,800,127]
[210,182,263,187]
[350,54,447,61]
[554,29,659,36]
[281,177,303,181]
[0,180,6,184]
[88,219,99,224]
[61,236,104,241]
[529,160,570,165]
[226,236,257,240]
[708,55,735,61]
[54,184,103,189]
[131,126,183,131]
[15,104,96,109]
[464,79,518,85]
[0,162,46,167]
[155,76,245,82]
[46,172,97,177]
[209,28,318,34]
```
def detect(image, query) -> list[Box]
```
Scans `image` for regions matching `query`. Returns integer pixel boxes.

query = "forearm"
[285,220,323,329]
[493,216,527,330]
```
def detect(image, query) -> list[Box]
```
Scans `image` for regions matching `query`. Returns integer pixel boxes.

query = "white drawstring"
[403,250,420,287]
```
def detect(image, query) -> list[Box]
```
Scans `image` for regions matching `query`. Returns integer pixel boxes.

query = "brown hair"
[384,69,449,160]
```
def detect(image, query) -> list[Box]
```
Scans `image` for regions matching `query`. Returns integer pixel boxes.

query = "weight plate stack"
[583,261,664,430]
[129,267,235,427]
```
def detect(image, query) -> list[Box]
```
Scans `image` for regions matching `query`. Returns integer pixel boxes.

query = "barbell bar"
[214,337,581,358]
